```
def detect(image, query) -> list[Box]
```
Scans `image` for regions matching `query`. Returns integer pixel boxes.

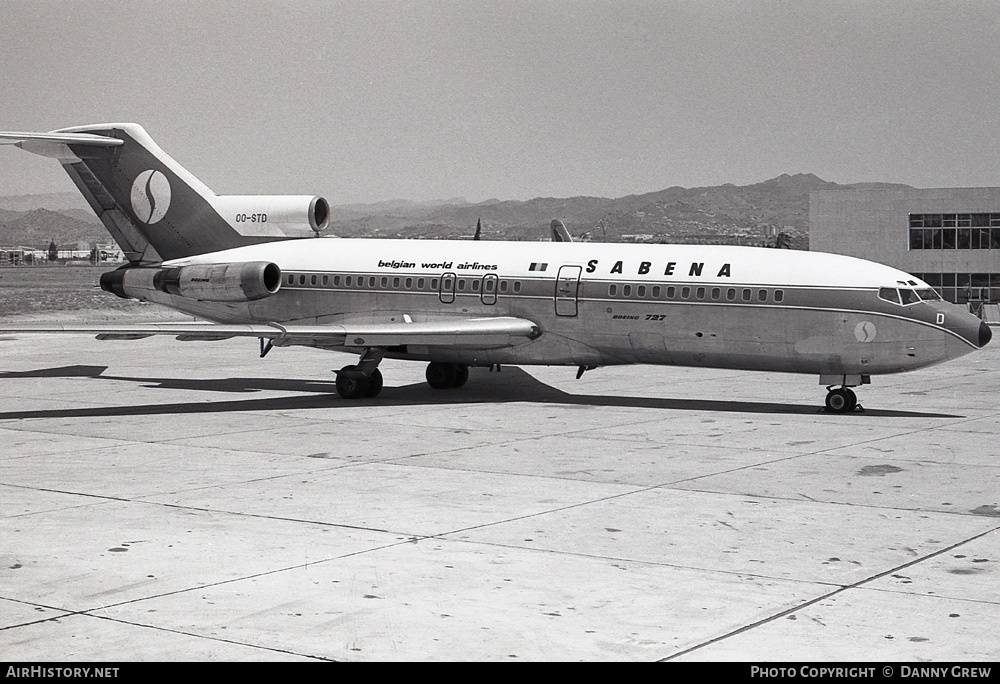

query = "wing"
[0,317,541,349]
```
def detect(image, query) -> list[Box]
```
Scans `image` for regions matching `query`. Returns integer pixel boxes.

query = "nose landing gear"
[824,386,858,413]
[820,374,869,413]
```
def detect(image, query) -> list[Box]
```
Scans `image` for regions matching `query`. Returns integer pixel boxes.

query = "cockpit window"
[899,288,921,305]
[915,288,941,301]
[878,287,900,305]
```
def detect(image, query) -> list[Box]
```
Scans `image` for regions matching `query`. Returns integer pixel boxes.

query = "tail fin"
[1,124,328,263]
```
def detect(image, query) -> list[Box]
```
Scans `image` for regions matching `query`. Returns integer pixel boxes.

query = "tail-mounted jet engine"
[211,195,330,237]
[101,261,281,303]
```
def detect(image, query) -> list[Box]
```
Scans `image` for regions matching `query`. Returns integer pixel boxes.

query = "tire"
[825,388,850,413]
[336,365,370,399]
[452,364,469,388]
[426,362,457,389]
[364,368,384,398]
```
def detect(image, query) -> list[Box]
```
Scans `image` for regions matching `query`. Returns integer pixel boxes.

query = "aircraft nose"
[980,321,992,348]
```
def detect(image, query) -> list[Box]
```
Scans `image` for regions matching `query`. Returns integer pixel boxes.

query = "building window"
[910,214,1000,249]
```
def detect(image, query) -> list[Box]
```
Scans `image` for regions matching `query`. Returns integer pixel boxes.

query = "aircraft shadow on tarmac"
[0,364,961,420]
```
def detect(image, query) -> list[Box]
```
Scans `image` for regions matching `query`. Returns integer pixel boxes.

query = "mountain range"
[0,174,911,250]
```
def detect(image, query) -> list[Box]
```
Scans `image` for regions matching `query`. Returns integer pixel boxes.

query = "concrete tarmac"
[0,333,998,661]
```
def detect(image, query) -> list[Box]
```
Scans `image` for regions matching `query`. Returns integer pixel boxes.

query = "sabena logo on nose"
[130,170,171,224]
[855,320,877,343]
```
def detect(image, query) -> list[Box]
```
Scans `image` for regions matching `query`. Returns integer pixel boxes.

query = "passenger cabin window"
[623,284,632,297]
[727,288,736,301]
[711,287,721,300]
[667,286,676,298]
[681,286,691,299]
[609,284,617,296]
[637,285,646,297]
[758,289,767,302]
[774,289,784,302]
[742,288,751,301]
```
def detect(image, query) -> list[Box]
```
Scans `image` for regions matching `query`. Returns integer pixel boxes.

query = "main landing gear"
[333,353,471,399]
[824,386,860,413]
[425,362,469,390]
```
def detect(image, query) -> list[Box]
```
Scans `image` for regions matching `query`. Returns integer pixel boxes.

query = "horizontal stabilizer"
[0,131,123,146]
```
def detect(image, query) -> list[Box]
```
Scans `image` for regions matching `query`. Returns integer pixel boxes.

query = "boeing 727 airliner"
[0,124,991,411]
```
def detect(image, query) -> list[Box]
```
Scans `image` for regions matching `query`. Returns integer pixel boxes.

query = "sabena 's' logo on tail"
[130,170,171,224]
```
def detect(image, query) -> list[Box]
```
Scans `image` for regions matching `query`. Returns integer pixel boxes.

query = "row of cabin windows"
[286,273,522,294]
[607,283,784,303]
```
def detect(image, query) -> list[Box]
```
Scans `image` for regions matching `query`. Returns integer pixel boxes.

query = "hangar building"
[810,187,1000,306]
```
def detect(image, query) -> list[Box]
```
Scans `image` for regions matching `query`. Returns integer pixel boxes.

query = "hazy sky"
[2,0,1000,204]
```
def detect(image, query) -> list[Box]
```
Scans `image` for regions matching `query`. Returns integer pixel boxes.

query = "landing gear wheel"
[452,364,469,388]
[336,365,371,400]
[426,362,457,390]
[825,387,856,413]
[844,387,857,412]
[364,368,384,398]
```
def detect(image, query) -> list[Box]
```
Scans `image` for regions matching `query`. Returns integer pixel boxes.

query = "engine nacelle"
[211,195,330,237]
[152,261,282,302]
[101,262,282,302]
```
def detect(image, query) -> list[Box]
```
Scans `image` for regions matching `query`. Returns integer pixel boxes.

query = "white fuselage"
[146,238,983,376]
